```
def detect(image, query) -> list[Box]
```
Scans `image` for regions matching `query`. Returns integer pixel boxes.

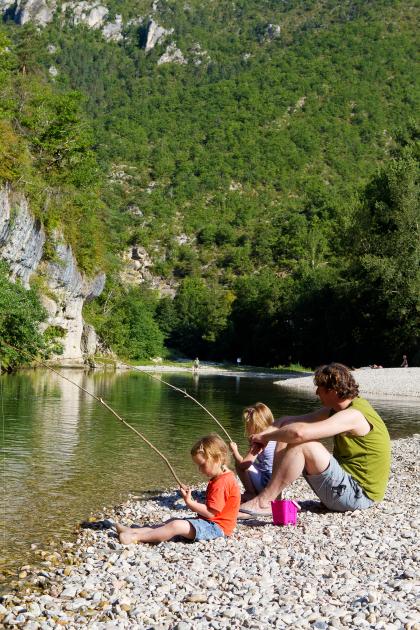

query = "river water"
[1,368,419,584]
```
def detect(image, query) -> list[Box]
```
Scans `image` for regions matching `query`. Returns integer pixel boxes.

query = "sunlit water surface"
[1,369,419,585]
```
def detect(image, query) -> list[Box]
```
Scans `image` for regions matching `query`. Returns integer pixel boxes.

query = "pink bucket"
[271,499,300,526]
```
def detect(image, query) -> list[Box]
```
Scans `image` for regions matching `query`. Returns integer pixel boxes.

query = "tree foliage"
[0,1,419,366]
[84,283,165,360]
[0,262,48,370]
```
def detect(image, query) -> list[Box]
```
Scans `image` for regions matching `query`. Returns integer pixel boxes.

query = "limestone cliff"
[1,2,188,58]
[0,186,105,365]
[2,0,123,40]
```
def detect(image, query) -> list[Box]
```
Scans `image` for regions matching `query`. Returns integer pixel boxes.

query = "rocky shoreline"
[276,368,420,399]
[1,436,419,629]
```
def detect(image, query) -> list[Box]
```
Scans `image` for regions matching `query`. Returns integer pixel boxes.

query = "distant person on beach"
[116,434,240,544]
[239,363,391,517]
[229,403,276,502]
[401,355,408,368]
[193,357,200,372]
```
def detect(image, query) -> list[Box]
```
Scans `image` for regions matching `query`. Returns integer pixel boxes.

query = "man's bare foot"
[239,496,272,516]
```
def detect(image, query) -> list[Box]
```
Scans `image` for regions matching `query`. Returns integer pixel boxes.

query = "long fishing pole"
[119,361,233,443]
[0,340,184,487]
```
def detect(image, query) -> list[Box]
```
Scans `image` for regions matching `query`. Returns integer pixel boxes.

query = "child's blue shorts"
[185,518,225,541]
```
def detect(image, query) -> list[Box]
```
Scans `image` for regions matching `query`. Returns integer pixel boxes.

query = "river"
[1,368,419,586]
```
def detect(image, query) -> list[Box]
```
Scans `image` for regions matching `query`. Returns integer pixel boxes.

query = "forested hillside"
[1,0,419,367]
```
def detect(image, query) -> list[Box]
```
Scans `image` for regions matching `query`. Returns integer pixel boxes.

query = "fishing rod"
[0,340,184,487]
[119,361,233,443]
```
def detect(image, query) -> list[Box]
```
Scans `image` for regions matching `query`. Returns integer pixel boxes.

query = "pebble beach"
[275,368,420,399]
[1,435,419,630]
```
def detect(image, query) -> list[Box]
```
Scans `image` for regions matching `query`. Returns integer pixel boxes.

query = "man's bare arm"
[273,407,331,427]
[253,408,370,446]
[254,407,331,445]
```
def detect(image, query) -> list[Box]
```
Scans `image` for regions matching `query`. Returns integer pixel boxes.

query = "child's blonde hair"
[191,433,230,466]
[243,402,274,436]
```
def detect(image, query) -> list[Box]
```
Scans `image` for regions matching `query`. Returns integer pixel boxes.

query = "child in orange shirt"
[116,434,240,544]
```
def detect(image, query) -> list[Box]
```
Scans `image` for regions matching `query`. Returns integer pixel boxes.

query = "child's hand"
[229,441,239,453]
[180,485,192,505]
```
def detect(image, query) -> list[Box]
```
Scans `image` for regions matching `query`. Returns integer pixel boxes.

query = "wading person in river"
[116,434,240,544]
[239,363,391,516]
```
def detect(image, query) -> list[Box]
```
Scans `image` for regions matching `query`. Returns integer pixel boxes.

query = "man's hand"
[251,432,270,449]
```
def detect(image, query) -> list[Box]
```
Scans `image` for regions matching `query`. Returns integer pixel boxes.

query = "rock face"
[45,242,105,364]
[0,0,16,12]
[120,245,176,297]
[145,19,173,51]
[0,186,105,364]
[81,323,98,356]
[5,0,119,38]
[15,0,57,25]
[158,42,187,65]
[0,188,45,286]
[266,23,281,39]
[1,2,182,53]
[64,1,108,28]
[102,14,123,41]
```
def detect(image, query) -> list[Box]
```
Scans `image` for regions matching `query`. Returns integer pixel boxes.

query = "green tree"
[164,277,234,357]
[0,262,48,370]
[85,285,165,360]
[350,153,420,363]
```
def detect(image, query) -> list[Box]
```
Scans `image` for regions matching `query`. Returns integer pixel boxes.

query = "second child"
[229,402,276,501]
[116,434,240,544]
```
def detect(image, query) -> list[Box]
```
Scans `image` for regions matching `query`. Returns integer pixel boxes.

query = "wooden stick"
[121,362,234,443]
[0,340,184,487]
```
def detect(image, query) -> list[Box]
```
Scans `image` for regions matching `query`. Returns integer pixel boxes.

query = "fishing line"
[1,352,6,554]
[119,361,233,443]
[0,340,184,487]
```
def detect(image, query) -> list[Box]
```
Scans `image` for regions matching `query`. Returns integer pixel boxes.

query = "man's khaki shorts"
[303,456,375,512]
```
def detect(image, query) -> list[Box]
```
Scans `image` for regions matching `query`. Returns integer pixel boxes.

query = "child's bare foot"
[118,530,140,545]
[115,523,132,535]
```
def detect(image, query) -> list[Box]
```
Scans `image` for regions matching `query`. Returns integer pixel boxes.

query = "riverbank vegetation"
[0,0,419,368]
[0,262,48,370]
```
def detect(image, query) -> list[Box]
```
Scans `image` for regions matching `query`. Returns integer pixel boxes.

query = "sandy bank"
[275,367,420,399]
[2,436,419,629]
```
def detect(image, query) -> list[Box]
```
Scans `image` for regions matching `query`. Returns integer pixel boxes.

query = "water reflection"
[1,369,419,584]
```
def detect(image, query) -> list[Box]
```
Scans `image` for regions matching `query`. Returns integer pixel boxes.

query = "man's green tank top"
[332,397,391,501]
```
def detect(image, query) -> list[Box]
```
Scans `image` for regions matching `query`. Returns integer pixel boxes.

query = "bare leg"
[235,463,257,499]
[270,441,288,483]
[116,518,195,545]
[240,441,331,514]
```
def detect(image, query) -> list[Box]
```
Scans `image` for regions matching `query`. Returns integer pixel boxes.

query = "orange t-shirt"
[205,470,241,536]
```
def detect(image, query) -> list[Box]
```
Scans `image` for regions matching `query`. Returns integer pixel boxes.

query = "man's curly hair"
[314,363,359,400]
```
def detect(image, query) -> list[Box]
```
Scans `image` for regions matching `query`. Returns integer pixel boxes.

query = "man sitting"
[240,362,391,516]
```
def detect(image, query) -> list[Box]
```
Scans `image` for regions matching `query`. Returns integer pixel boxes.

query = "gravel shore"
[275,368,420,399]
[132,365,307,378]
[2,436,419,629]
